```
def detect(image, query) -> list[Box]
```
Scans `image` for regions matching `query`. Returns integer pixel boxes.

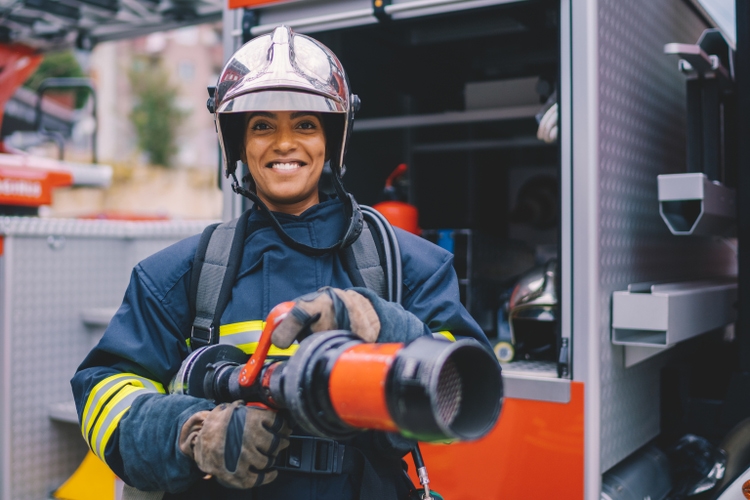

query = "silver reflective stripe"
[82,375,164,450]
[219,322,298,356]
[93,388,148,458]
[220,329,262,347]
[432,331,456,342]
[82,374,161,437]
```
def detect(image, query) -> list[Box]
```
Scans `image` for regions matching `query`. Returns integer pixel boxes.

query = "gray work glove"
[272,286,430,349]
[178,401,291,489]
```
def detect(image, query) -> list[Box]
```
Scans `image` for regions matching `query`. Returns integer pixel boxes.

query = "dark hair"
[320,113,344,168]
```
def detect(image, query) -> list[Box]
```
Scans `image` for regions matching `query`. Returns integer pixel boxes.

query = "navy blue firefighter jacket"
[71,196,489,500]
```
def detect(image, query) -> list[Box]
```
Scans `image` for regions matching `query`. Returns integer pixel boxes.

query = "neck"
[258,195,320,216]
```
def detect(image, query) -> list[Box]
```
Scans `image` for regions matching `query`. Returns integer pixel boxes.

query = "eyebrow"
[246,111,274,122]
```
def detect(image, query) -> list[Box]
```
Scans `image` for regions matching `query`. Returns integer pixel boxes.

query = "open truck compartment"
[0,0,746,498]
[246,0,566,381]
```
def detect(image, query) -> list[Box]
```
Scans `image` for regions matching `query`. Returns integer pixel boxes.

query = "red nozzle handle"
[238,301,295,387]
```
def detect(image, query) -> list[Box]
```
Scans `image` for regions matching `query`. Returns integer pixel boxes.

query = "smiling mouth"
[267,161,305,171]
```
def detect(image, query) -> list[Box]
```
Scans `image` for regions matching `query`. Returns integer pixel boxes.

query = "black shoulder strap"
[189,209,251,351]
[341,219,388,299]
[188,222,220,318]
[340,205,402,304]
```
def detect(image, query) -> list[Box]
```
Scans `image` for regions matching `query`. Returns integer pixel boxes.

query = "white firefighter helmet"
[210,25,357,181]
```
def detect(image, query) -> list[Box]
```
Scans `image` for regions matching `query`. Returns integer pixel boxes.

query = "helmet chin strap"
[230,171,363,257]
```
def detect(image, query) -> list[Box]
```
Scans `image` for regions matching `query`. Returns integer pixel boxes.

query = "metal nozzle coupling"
[418,466,432,499]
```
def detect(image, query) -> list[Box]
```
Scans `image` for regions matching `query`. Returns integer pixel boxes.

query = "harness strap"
[189,210,250,350]
[341,220,388,300]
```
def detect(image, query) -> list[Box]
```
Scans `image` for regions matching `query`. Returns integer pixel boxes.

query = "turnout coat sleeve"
[71,234,215,492]
[393,227,489,347]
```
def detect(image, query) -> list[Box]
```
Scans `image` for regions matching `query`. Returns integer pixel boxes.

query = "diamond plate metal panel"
[596,0,735,472]
[0,218,211,500]
[0,216,216,238]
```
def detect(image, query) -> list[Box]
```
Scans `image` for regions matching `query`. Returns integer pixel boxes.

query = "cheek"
[310,139,327,160]
[244,141,271,169]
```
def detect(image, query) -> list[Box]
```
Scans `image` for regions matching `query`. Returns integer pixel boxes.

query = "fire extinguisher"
[373,163,421,235]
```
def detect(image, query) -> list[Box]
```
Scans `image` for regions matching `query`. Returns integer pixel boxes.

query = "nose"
[272,123,296,153]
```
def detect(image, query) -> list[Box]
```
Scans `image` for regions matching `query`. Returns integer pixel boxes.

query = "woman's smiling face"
[242,110,327,215]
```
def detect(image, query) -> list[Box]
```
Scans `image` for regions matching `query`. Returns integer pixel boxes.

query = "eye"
[295,116,322,132]
[251,121,272,131]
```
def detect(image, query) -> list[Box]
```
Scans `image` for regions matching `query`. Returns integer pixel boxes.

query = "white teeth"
[272,162,301,171]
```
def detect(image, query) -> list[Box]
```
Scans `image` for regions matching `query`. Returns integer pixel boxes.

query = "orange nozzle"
[238,301,295,387]
[328,343,403,431]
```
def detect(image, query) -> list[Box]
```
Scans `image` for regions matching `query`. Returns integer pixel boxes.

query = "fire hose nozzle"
[170,331,503,443]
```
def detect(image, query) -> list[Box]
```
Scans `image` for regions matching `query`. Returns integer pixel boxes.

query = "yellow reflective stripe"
[220,320,264,336]
[221,320,298,356]
[82,374,135,437]
[81,374,165,455]
[235,341,299,356]
[434,331,455,342]
[92,385,145,459]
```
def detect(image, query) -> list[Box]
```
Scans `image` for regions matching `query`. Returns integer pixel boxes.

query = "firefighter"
[71,25,489,500]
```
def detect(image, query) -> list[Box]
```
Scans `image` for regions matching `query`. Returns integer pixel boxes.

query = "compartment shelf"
[612,277,737,366]
[352,104,540,132]
[412,136,550,152]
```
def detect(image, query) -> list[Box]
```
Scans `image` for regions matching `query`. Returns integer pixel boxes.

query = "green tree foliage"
[128,56,187,167]
[24,50,88,109]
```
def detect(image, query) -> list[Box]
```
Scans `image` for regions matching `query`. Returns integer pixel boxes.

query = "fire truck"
[0,0,748,499]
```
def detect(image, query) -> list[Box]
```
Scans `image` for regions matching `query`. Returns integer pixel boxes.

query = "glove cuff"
[118,393,215,493]
[350,287,430,344]
[178,410,210,460]
[331,288,380,343]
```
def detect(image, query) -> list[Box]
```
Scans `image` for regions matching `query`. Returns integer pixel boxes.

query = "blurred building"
[91,23,224,170]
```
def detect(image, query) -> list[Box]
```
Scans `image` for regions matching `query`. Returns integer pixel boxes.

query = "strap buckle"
[190,323,215,350]
[275,436,346,474]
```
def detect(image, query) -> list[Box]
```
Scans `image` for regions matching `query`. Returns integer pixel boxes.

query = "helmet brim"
[217,90,346,114]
